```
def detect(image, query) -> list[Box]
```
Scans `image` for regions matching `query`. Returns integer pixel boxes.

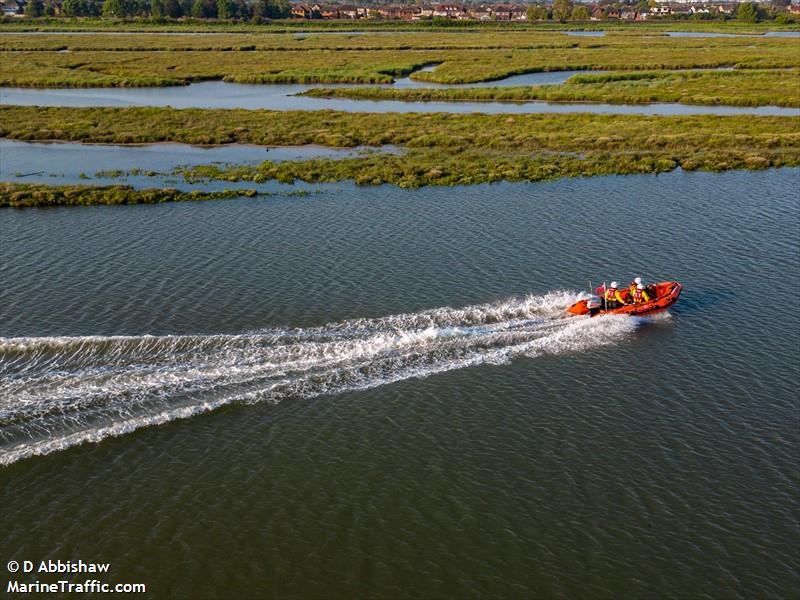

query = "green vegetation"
[0,31,584,51]
[171,147,797,188]
[552,0,572,22]
[2,106,797,189]
[5,105,797,149]
[62,0,101,16]
[24,0,44,17]
[304,69,800,107]
[405,38,799,84]
[1,4,798,25]
[0,48,436,86]
[737,2,760,24]
[0,182,258,206]
[0,18,792,31]
[2,28,798,197]
[0,182,318,207]
[1,31,798,87]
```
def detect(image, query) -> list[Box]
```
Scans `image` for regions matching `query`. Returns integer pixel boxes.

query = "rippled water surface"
[4,80,798,115]
[0,139,395,188]
[1,170,798,598]
[393,66,602,88]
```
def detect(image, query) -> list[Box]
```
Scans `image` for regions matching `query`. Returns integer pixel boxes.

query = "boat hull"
[567,281,683,317]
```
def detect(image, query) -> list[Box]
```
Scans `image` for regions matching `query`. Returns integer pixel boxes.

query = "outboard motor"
[586,296,601,310]
[586,295,602,316]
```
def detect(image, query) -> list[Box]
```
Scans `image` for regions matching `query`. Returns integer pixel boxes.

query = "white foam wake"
[0,292,638,466]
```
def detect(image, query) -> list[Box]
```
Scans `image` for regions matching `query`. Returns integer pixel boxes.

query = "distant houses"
[287,3,526,21]
[2,0,25,16]
[291,4,370,18]
[2,0,795,21]
[283,2,751,22]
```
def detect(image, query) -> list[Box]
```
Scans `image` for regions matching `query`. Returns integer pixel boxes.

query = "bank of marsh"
[3,106,798,193]
[1,32,797,88]
[303,69,800,107]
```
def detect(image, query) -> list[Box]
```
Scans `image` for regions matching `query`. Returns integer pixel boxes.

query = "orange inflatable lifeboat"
[567,281,683,317]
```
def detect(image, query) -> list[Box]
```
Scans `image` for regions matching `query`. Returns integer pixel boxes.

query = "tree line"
[23,0,291,18]
[525,0,795,22]
[21,0,796,22]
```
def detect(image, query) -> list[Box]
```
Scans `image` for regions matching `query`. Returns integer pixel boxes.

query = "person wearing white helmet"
[632,283,651,304]
[628,276,643,299]
[604,281,627,309]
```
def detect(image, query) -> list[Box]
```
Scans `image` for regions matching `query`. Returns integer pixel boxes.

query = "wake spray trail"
[0,292,637,466]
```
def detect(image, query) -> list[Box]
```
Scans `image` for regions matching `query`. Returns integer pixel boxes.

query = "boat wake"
[0,292,638,466]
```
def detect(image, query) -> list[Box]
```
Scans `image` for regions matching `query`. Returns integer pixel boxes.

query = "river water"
[0,139,396,189]
[1,168,798,598]
[1,54,796,116]
[3,80,797,115]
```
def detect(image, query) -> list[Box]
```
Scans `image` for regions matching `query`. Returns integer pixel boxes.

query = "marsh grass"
[304,69,800,107]
[173,147,798,188]
[1,33,798,87]
[4,106,795,152]
[3,106,798,191]
[0,183,256,206]
[407,40,800,83]
[0,31,582,51]
[0,182,317,207]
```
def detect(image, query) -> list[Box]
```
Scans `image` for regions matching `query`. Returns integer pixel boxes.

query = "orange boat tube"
[567,281,683,317]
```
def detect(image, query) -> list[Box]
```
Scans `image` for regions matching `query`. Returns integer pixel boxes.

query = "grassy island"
[2,26,799,202]
[2,106,798,191]
[1,30,798,88]
[303,69,800,108]
[0,182,267,207]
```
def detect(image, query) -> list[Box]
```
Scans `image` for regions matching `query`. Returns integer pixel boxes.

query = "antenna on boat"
[602,280,608,311]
